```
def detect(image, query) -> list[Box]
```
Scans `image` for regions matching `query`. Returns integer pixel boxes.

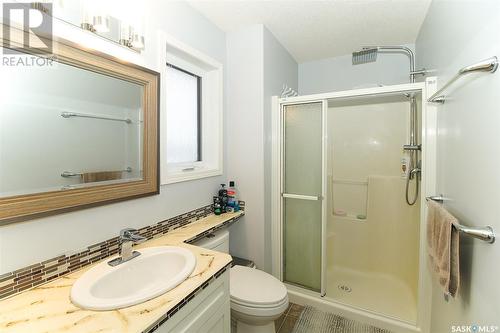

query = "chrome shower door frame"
[279,99,328,296]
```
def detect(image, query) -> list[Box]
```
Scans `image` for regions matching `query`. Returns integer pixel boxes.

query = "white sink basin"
[71,246,196,310]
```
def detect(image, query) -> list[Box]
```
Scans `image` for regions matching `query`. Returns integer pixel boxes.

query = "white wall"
[263,28,298,272]
[226,24,297,271]
[226,24,265,269]
[416,0,500,331]
[299,44,415,95]
[0,0,227,274]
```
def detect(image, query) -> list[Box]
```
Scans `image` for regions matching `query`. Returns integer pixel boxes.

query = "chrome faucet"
[108,228,147,267]
[409,159,422,180]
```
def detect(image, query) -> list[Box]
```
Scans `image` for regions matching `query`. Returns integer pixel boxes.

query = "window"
[160,33,223,184]
[165,64,201,164]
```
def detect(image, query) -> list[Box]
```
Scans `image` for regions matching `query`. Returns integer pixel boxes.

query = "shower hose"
[405,156,420,206]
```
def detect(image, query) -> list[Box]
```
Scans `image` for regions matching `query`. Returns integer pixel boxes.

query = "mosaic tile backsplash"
[0,201,245,301]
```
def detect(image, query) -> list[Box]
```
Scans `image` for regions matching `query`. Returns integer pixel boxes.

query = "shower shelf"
[331,179,368,223]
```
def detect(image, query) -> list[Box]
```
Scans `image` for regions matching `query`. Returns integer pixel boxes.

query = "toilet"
[194,229,289,333]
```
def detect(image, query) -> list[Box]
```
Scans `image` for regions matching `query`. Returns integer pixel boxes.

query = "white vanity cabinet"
[154,270,230,333]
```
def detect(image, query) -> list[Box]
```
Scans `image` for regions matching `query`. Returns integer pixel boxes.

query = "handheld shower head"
[352,48,378,65]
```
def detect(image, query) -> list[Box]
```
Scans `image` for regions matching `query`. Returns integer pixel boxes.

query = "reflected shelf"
[61,111,132,124]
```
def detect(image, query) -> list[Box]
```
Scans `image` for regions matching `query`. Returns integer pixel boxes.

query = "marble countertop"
[0,212,243,333]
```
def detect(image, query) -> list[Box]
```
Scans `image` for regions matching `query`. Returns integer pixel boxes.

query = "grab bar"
[426,196,495,243]
[61,111,132,124]
[428,56,498,103]
[61,167,132,178]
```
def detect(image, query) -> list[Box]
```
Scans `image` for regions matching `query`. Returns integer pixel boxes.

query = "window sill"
[163,167,222,185]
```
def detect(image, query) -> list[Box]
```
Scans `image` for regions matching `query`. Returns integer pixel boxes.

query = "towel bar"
[427,56,498,103]
[61,111,132,124]
[426,196,495,243]
[61,167,132,178]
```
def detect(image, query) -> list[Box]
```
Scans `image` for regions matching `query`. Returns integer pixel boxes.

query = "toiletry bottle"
[227,181,237,207]
[213,196,222,215]
[218,184,228,213]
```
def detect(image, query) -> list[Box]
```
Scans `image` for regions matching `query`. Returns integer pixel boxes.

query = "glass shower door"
[282,102,324,293]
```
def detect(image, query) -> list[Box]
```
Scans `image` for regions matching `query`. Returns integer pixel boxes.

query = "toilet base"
[236,320,275,333]
[232,307,283,333]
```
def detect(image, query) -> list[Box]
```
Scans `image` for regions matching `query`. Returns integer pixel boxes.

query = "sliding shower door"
[282,101,325,293]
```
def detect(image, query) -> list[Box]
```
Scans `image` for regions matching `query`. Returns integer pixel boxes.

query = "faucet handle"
[120,228,137,237]
[119,228,147,243]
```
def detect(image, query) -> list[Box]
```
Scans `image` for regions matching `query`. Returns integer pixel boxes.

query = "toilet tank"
[193,229,229,253]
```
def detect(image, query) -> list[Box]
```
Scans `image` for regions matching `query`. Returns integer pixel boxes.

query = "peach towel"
[426,199,460,298]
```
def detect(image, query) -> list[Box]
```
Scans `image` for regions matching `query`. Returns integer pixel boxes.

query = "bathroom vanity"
[153,270,230,333]
[0,212,242,333]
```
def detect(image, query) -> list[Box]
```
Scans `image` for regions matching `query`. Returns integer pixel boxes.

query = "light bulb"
[130,33,144,50]
[92,15,110,33]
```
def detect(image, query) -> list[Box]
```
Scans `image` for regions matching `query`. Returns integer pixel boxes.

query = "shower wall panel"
[326,99,420,322]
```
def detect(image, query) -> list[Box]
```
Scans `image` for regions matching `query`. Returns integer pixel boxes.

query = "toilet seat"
[231,295,288,309]
[230,265,288,317]
[231,296,289,317]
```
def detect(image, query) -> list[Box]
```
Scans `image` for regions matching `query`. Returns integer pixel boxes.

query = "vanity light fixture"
[92,15,110,33]
[118,24,145,51]
[81,22,95,33]
[31,2,50,14]
[80,3,96,33]
[130,33,145,51]
[119,38,131,47]
[119,23,132,47]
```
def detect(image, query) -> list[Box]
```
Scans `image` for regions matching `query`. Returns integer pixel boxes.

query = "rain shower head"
[352,48,378,65]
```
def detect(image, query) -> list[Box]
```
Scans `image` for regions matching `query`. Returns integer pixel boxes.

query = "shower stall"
[271,81,437,333]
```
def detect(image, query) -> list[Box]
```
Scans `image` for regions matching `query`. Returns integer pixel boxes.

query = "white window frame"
[159,32,223,184]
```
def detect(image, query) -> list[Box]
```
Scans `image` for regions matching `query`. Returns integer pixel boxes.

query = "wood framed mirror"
[0,25,160,224]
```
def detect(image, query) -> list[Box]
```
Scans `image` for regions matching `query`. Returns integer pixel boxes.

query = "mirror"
[1,50,144,196]
[0,25,159,223]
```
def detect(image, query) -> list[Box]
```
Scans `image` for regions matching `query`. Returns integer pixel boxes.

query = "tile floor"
[274,303,305,333]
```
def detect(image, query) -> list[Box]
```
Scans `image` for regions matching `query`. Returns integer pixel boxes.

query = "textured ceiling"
[187,0,432,62]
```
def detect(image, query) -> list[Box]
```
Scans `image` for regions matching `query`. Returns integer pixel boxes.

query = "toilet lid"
[230,266,287,306]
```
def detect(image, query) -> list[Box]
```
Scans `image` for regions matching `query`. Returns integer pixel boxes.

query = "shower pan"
[271,80,438,333]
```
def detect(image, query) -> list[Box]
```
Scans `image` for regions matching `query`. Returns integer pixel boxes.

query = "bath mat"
[291,305,392,333]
